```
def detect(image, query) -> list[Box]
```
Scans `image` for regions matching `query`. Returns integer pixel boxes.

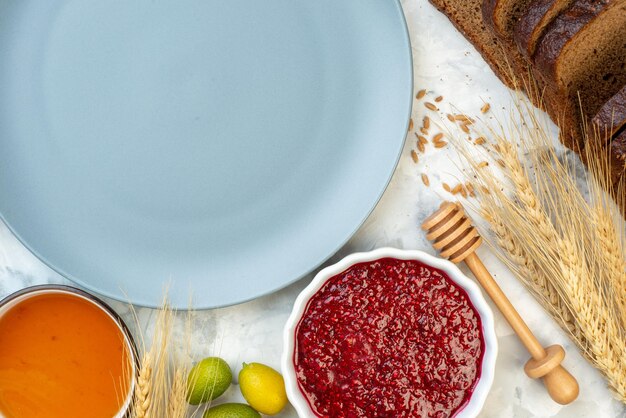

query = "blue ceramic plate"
[0,0,412,308]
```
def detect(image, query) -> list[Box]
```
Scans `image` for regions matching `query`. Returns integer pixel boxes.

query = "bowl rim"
[281,247,498,418]
[0,284,138,418]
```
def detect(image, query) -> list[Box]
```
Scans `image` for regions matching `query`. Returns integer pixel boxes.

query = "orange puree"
[0,292,132,418]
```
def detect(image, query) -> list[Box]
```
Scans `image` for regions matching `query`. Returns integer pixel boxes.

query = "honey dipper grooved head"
[421,202,482,263]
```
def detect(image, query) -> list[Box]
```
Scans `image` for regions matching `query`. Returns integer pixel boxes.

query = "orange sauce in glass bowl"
[0,288,134,418]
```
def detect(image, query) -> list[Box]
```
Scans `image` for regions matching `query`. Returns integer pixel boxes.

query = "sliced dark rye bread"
[533,0,626,121]
[483,0,536,40]
[513,0,575,58]
[428,0,530,88]
[532,0,626,145]
[592,85,626,141]
[430,0,625,213]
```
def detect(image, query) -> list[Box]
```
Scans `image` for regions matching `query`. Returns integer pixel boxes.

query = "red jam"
[294,258,484,418]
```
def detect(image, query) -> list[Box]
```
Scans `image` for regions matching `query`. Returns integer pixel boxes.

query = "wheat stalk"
[584,137,626,330]
[131,307,172,418]
[128,295,183,418]
[167,368,188,418]
[126,291,201,418]
[445,88,626,402]
[482,204,580,337]
[503,113,626,400]
[150,307,175,418]
[451,132,580,340]
[168,309,195,418]
[133,352,154,418]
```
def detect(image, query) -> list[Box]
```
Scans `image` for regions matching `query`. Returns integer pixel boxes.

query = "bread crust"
[483,0,500,34]
[533,0,611,77]
[514,0,575,58]
[483,0,537,41]
[592,86,626,142]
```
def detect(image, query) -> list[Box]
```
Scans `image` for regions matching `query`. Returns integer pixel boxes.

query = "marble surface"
[0,0,625,417]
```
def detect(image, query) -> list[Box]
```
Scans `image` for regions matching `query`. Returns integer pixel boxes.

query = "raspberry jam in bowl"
[282,248,496,418]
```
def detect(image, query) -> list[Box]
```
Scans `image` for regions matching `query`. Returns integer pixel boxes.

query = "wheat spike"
[483,207,579,337]
[167,368,188,418]
[133,352,153,418]
[500,113,626,400]
[446,88,626,402]
[591,205,626,322]
[494,139,581,330]
[498,146,626,399]
[584,138,626,329]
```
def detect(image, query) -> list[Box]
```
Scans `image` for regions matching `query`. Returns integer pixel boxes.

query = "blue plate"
[0,0,412,308]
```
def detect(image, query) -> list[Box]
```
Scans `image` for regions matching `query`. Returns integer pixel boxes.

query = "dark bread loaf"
[483,0,536,40]
[592,85,626,141]
[514,0,575,58]
[533,0,626,144]
[428,0,530,87]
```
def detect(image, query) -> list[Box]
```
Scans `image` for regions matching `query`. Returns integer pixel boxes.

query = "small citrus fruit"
[186,357,232,405]
[203,403,261,418]
[238,362,287,415]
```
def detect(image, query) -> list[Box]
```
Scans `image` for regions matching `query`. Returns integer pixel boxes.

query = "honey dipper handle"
[464,253,545,359]
[464,253,579,404]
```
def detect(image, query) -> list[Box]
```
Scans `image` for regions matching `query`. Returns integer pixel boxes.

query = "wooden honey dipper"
[422,201,579,405]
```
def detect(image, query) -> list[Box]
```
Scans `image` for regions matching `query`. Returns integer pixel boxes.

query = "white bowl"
[282,248,497,418]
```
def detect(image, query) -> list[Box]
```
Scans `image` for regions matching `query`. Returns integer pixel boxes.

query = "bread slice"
[592,85,626,142]
[429,0,530,87]
[483,0,536,40]
[513,0,575,58]
[533,0,626,144]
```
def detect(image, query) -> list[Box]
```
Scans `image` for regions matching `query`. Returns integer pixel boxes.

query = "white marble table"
[1,1,625,417]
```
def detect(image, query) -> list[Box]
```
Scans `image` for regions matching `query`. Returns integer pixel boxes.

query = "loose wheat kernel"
[454,114,474,124]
